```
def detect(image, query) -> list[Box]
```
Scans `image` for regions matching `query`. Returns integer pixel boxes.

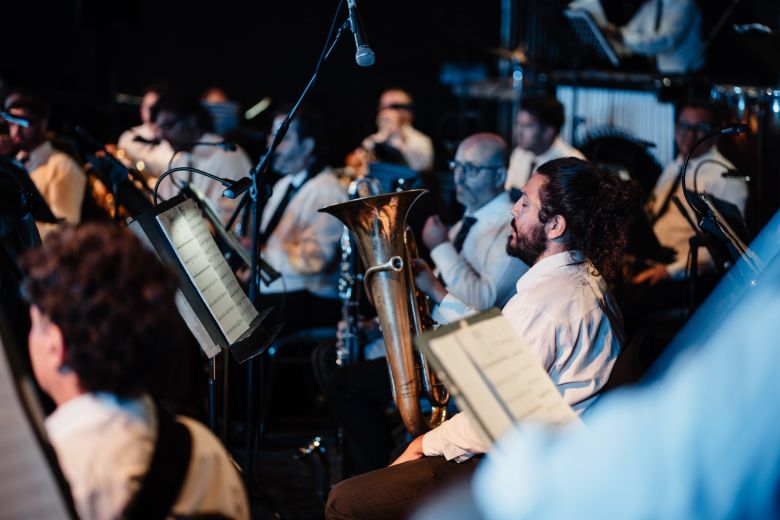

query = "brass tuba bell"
[319,189,448,436]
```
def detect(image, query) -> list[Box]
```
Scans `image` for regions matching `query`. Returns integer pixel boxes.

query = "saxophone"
[335,176,383,366]
[320,188,449,436]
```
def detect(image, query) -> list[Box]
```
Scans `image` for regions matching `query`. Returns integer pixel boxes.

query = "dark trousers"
[321,358,395,476]
[325,455,481,520]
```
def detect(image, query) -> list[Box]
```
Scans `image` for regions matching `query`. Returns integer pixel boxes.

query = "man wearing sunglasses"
[4,90,86,238]
[632,100,748,287]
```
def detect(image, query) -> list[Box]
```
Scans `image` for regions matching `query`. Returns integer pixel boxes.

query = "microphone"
[719,123,750,135]
[222,177,252,199]
[346,0,375,67]
[681,122,751,218]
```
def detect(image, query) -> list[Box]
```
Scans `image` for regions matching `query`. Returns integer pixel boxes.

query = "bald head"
[458,133,508,166]
[453,133,508,212]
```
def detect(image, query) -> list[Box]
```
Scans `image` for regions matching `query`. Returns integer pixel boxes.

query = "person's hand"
[390,435,425,466]
[422,215,450,250]
[631,264,670,286]
[413,258,448,304]
[345,147,370,177]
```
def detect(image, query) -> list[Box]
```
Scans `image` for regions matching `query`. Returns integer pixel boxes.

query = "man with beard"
[324,157,637,520]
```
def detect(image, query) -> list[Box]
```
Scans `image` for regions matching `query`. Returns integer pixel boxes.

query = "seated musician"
[4,90,87,238]
[150,90,253,223]
[504,95,583,200]
[257,105,348,333]
[346,88,434,176]
[116,83,174,178]
[570,0,704,73]
[325,157,638,520]
[631,100,748,288]
[20,224,249,520]
[323,133,527,476]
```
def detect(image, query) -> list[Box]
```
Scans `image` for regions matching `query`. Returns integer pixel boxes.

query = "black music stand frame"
[228,6,354,501]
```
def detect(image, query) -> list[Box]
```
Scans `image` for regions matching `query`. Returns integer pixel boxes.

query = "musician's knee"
[324,478,359,520]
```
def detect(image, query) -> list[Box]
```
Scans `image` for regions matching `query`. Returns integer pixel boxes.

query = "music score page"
[156,199,258,345]
[426,311,580,444]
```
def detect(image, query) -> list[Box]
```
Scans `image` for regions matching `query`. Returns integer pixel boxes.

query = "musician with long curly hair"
[325,157,639,520]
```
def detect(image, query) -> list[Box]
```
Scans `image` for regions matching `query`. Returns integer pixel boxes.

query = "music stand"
[564,8,622,67]
[129,196,282,440]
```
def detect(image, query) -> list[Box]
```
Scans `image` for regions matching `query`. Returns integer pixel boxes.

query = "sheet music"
[0,336,73,518]
[156,199,258,345]
[427,313,579,443]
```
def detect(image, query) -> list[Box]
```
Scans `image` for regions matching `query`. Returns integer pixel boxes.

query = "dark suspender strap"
[122,403,192,520]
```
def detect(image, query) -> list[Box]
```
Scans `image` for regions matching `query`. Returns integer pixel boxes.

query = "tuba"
[335,176,384,366]
[320,189,449,436]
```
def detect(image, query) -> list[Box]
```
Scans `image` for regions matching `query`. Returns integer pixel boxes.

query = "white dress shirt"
[117,123,175,177]
[422,251,624,461]
[650,147,747,279]
[505,137,584,192]
[620,0,704,73]
[22,141,87,238]
[45,393,249,520]
[473,250,780,520]
[260,168,348,297]
[431,192,528,311]
[157,132,252,223]
[397,125,434,173]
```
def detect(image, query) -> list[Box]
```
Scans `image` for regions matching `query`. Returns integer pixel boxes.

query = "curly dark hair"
[535,157,639,280]
[20,223,189,397]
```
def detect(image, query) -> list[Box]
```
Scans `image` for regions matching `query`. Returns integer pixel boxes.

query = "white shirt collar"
[21,140,55,172]
[289,169,309,188]
[467,191,511,220]
[515,250,585,294]
[45,393,151,438]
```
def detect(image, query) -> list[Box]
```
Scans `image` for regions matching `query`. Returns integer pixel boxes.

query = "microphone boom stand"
[239,7,352,499]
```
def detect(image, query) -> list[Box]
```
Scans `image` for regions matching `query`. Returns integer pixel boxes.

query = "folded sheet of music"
[418,308,581,445]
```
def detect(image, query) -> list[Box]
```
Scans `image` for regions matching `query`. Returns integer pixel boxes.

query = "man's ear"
[50,324,68,373]
[545,214,567,241]
[494,167,507,189]
[301,136,316,156]
[32,305,68,372]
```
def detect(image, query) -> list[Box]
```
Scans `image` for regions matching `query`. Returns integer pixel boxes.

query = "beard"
[506,220,547,266]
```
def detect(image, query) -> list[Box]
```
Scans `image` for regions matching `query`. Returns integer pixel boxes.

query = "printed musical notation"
[423,311,579,444]
[156,199,258,345]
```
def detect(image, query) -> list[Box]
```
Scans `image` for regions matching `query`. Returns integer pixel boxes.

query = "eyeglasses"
[449,160,503,178]
[676,121,713,135]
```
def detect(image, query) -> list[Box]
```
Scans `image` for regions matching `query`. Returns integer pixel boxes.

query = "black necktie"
[651,164,684,224]
[258,178,304,245]
[452,216,478,253]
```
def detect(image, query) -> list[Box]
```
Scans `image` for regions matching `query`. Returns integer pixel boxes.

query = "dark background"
[2,0,779,167]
